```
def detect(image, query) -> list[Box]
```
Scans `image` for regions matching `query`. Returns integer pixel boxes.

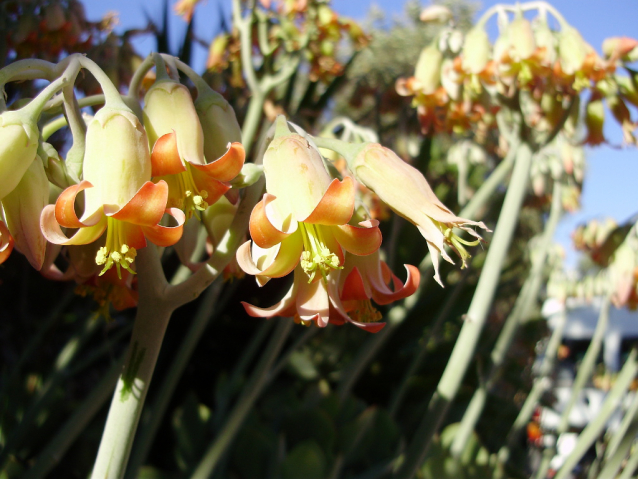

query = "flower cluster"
[396,3,638,146]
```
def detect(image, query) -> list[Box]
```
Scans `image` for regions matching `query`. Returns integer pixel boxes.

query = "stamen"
[298,223,342,283]
[350,299,382,323]
[175,166,211,219]
[94,218,138,279]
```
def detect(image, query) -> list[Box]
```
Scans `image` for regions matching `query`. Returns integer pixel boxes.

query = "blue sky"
[84,0,638,269]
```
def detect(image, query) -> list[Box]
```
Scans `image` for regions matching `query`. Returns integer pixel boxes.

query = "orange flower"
[41,106,184,278]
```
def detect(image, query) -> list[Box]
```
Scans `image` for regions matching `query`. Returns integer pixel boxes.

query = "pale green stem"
[388,270,469,418]
[125,279,226,478]
[605,384,638,460]
[336,146,517,401]
[618,442,638,479]
[598,413,638,479]
[393,141,533,479]
[91,248,174,479]
[127,55,155,101]
[554,348,638,479]
[152,52,171,82]
[557,294,612,435]
[475,1,568,29]
[191,318,294,479]
[23,356,124,479]
[495,308,567,478]
[450,180,563,458]
[77,56,126,108]
[61,82,86,182]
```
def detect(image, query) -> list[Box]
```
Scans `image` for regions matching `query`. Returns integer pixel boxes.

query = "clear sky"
[85,0,638,269]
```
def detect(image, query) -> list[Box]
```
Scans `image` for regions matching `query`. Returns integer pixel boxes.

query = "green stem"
[605,384,638,460]
[618,442,638,479]
[191,318,294,478]
[394,141,533,479]
[77,56,126,108]
[23,356,124,479]
[125,279,227,478]
[598,409,638,479]
[90,247,174,479]
[554,348,638,479]
[388,270,469,418]
[450,180,563,458]
[557,295,611,434]
[127,55,154,101]
[495,308,567,478]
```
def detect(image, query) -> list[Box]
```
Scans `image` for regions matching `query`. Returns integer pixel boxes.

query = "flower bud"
[509,14,536,61]
[461,27,491,74]
[194,89,242,162]
[82,107,151,220]
[584,96,605,145]
[0,111,39,200]
[602,37,638,61]
[558,26,588,75]
[2,158,48,269]
[414,44,443,94]
[534,19,557,65]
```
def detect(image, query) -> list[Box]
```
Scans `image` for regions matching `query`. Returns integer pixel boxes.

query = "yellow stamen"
[350,299,382,323]
[95,218,137,279]
[433,219,482,268]
[298,223,342,283]
[175,165,209,219]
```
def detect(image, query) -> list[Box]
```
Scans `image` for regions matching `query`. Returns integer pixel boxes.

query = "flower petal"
[371,264,420,305]
[332,220,382,256]
[303,177,355,226]
[140,208,185,247]
[250,194,295,249]
[0,221,14,264]
[55,181,102,228]
[345,318,386,333]
[192,142,245,182]
[41,204,108,246]
[108,180,169,226]
[241,281,298,318]
[296,269,329,326]
[341,267,372,301]
[189,166,231,205]
[236,232,303,279]
[150,132,187,177]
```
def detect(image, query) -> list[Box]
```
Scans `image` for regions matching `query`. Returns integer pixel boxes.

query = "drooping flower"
[0,109,39,200]
[144,79,245,220]
[41,105,185,278]
[349,143,489,286]
[238,122,383,329]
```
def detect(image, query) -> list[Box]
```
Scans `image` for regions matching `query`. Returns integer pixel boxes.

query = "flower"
[144,80,245,219]
[350,143,489,286]
[1,156,48,270]
[41,106,185,278]
[0,109,39,200]
[237,132,382,287]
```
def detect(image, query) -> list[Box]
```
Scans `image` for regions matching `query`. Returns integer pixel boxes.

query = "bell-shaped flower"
[350,143,489,286]
[461,27,491,75]
[41,106,185,278]
[194,86,242,163]
[1,157,48,270]
[0,109,39,200]
[237,132,382,287]
[144,79,245,219]
[0,220,14,264]
[413,44,443,95]
[558,26,588,76]
[242,265,386,333]
[338,251,420,325]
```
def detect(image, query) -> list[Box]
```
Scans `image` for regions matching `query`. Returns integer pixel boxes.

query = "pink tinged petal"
[55,181,97,228]
[426,241,445,288]
[194,142,245,182]
[236,232,303,279]
[249,194,292,249]
[120,222,147,249]
[332,220,382,256]
[108,180,168,226]
[140,208,185,247]
[241,282,298,318]
[41,204,108,246]
[345,319,386,333]
[296,270,330,326]
[0,221,14,264]
[303,177,355,226]
[371,264,420,305]
[189,166,231,204]
[150,132,187,177]
[341,267,372,301]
